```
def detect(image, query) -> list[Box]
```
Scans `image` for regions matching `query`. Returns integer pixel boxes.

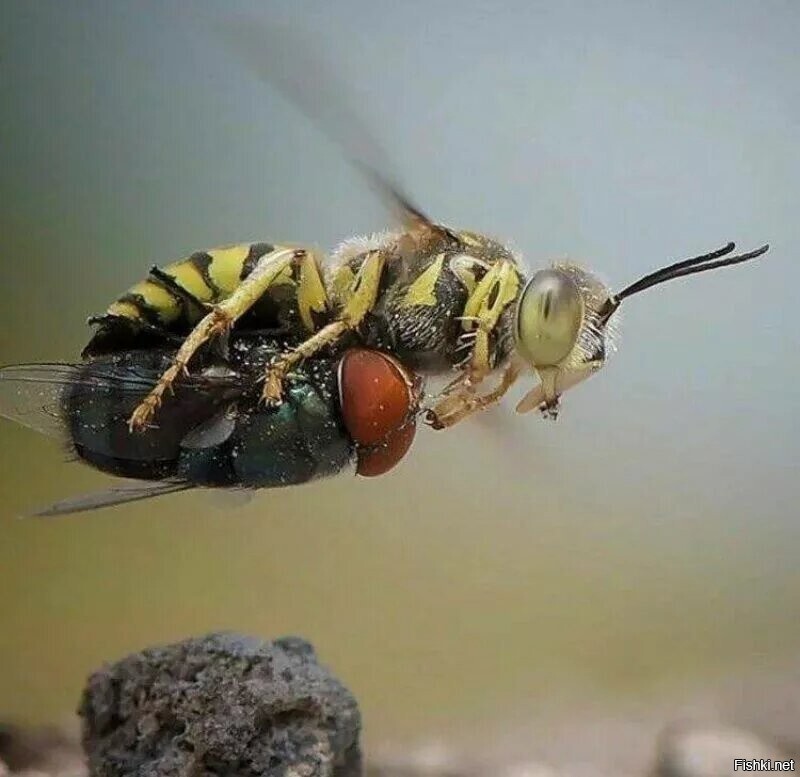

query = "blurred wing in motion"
[213,14,441,234]
[29,479,193,518]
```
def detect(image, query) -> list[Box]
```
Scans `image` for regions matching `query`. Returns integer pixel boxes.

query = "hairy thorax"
[327,229,524,373]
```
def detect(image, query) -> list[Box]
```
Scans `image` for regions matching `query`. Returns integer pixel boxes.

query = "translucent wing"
[0,360,244,518]
[29,480,193,518]
[213,15,441,233]
[180,408,237,450]
[0,361,242,441]
[206,487,255,510]
[0,364,87,438]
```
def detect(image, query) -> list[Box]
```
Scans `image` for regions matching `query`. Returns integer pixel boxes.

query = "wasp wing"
[214,15,440,234]
[28,479,193,518]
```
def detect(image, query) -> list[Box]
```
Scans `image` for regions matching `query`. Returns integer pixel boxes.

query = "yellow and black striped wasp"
[90,218,768,433]
[84,18,769,435]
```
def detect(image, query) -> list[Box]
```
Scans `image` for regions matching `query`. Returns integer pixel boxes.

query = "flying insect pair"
[0,20,771,515]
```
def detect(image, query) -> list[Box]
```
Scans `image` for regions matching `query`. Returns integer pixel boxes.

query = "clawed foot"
[539,396,561,421]
[260,359,291,406]
[128,394,162,433]
[128,366,187,432]
[128,307,232,433]
[424,391,480,430]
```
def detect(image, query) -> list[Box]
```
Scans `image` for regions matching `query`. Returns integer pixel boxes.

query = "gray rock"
[79,632,362,777]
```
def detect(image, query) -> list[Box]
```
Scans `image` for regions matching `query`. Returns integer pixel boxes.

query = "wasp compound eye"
[515,269,585,368]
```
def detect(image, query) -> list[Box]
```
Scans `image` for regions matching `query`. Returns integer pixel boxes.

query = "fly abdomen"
[63,351,228,480]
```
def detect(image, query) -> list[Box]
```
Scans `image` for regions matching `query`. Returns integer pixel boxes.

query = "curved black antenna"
[598,242,770,323]
[212,15,443,234]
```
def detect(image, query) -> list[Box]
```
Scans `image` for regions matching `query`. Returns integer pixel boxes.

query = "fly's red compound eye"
[338,348,418,477]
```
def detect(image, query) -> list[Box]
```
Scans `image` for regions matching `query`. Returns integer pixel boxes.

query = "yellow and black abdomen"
[83,242,315,357]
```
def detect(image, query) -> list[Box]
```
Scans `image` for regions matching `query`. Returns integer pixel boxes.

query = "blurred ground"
[3,655,799,777]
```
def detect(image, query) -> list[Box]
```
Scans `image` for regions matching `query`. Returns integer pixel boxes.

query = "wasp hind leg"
[261,249,386,405]
[128,247,304,432]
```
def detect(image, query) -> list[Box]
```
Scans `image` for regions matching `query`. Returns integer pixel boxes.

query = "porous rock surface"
[79,632,362,777]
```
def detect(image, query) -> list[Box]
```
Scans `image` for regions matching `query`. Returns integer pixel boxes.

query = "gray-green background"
[1,0,798,748]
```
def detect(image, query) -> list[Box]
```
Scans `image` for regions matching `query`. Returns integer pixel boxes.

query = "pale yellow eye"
[515,269,585,367]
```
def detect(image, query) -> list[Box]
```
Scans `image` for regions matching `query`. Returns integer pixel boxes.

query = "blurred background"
[1,0,798,759]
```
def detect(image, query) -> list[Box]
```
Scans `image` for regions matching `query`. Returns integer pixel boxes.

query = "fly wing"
[180,408,238,450]
[0,364,90,438]
[28,480,193,518]
[0,360,243,442]
[214,15,441,234]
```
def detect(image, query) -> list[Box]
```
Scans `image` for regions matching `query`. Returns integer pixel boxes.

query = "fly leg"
[261,249,386,404]
[425,362,520,430]
[128,247,304,432]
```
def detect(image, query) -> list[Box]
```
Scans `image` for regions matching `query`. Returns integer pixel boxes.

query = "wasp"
[77,19,771,436]
[90,219,768,433]
[0,335,422,515]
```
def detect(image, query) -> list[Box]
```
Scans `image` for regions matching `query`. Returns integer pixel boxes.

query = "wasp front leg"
[128,247,304,432]
[425,259,521,429]
[426,362,520,429]
[261,249,386,405]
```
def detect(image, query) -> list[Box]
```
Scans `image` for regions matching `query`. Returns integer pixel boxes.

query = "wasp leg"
[128,247,304,432]
[261,320,350,403]
[425,362,521,430]
[425,259,520,424]
[459,259,521,380]
[450,259,521,385]
[261,249,386,404]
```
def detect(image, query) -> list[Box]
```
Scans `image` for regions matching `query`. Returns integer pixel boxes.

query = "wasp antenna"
[599,242,770,322]
[616,241,736,300]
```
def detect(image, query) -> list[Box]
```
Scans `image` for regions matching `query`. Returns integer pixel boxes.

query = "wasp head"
[514,241,770,418]
[514,263,615,417]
